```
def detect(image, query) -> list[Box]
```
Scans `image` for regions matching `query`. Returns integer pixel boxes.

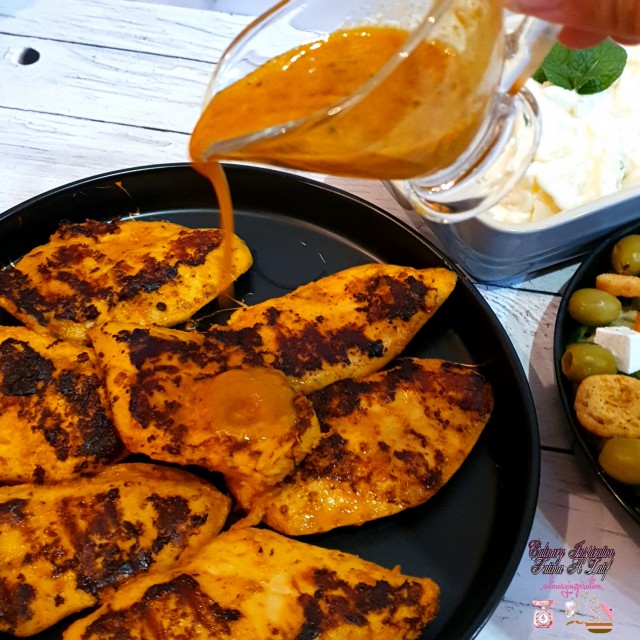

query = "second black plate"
[554,219,640,529]
[0,163,540,640]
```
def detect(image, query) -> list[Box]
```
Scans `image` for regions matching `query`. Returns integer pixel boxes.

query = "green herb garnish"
[567,324,595,344]
[533,41,628,95]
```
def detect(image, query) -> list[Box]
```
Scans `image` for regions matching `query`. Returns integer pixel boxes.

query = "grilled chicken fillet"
[87,264,455,511]
[226,263,457,391]
[89,324,321,512]
[263,358,494,535]
[0,463,231,636]
[89,264,455,399]
[0,325,123,485]
[63,527,439,640]
[0,219,252,345]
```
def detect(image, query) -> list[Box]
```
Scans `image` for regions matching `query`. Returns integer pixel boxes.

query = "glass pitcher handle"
[387,14,561,224]
[501,16,561,94]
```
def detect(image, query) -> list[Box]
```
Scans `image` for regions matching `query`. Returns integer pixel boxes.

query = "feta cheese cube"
[594,326,640,374]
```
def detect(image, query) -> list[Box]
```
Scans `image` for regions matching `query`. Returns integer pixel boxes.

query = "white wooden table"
[0,1,638,637]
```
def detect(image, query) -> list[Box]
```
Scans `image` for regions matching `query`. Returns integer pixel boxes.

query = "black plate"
[554,220,640,528]
[0,163,539,640]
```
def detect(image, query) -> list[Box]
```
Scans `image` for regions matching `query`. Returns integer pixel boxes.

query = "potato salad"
[491,46,640,224]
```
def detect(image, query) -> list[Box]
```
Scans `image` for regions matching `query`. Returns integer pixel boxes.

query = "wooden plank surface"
[0,32,210,131]
[1,0,252,60]
[1,1,638,637]
[489,450,640,639]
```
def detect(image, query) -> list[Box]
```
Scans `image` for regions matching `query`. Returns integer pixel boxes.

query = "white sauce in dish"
[491,47,640,224]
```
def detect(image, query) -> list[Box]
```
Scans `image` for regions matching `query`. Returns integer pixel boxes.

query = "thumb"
[506,0,640,46]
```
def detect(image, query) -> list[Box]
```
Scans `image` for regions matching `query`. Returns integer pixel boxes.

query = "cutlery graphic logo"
[566,602,614,634]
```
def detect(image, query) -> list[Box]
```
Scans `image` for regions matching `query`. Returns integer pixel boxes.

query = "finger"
[613,36,640,45]
[506,0,640,43]
[557,27,606,49]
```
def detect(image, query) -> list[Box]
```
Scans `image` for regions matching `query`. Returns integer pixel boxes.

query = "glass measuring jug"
[190,0,560,222]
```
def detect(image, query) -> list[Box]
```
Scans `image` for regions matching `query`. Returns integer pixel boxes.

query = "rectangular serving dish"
[420,185,640,283]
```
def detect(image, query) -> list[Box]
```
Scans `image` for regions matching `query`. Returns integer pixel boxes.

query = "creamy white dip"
[490,46,640,224]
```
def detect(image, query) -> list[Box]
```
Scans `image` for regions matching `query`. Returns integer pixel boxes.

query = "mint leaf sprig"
[533,40,628,95]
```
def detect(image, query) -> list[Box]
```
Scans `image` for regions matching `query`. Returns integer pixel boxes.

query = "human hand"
[506,0,640,48]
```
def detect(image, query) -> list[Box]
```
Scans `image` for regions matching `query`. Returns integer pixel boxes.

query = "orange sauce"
[190,160,235,305]
[189,6,502,281]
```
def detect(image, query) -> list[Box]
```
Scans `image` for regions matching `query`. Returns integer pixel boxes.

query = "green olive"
[611,234,640,276]
[567,288,622,326]
[561,343,618,382]
[599,438,640,484]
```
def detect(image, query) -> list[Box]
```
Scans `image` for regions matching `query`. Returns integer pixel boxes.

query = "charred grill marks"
[296,432,354,484]
[308,379,373,420]
[54,370,122,461]
[0,220,225,325]
[146,494,202,554]
[0,337,122,473]
[56,219,121,241]
[118,261,179,302]
[56,489,147,596]
[272,323,385,378]
[121,328,213,371]
[7,487,210,608]
[81,575,242,639]
[0,268,47,324]
[0,338,54,396]
[296,568,427,638]
[353,274,429,323]
[0,578,36,634]
[0,499,28,524]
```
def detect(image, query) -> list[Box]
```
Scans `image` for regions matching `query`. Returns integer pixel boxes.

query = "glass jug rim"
[197,0,461,161]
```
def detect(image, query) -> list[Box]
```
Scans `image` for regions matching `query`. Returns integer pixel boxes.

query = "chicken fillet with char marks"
[0,463,231,636]
[0,325,123,485]
[225,263,457,391]
[63,527,439,640]
[89,323,321,514]
[0,218,252,345]
[263,358,494,535]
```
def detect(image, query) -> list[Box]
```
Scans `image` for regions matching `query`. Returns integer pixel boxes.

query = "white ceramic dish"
[420,184,640,282]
